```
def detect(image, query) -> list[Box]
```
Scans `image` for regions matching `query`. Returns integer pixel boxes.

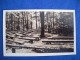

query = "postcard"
[3,9,76,56]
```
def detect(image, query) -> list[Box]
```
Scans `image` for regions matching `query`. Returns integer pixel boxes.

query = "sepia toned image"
[3,10,76,56]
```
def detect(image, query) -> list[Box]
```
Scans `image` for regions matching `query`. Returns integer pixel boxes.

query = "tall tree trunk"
[36,16,37,30]
[40,12,45,38]
[46,12,49,32]
[31,15,32,29]
[48,12,51,33]
[8,14,10,31]
[14,17,15,31]
[24,12,27,31]
[6,12,8,31]
[53,12,54,33]
[21,19,23,32]
[13,15,15,31]
[22,12,24,31]
[11,14,13,31]
[17,17,20,31]
[26,14,28,30]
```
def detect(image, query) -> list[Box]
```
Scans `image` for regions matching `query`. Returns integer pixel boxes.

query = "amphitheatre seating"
[42,40,74,45]
[18,37,36,44]
[48,36,73,40]
[14,40,24,45]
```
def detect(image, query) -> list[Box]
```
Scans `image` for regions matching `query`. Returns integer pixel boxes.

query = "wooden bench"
[19,37,36,44]
[14,40,24,45]
[48,36,73,40]
[32,36,40,41]
[6,39,14,44]
[7,35,15,39]
[42,40,74,45]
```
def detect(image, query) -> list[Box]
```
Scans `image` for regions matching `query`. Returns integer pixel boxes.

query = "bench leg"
[12,48,15,53]
[29,40,33,44]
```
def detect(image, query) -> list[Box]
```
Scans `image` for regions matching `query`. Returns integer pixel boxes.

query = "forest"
[6,11,74,37]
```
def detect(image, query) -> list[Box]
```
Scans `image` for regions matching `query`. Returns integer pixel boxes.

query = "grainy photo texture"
[3,10,76,56]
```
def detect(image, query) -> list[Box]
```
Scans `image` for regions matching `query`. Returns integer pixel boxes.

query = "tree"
[52,12,55,33]
[34,12,38,30]
[22,12,25,31]
[6,12,8,31]
[57,12,74,36]
[30,15,33,29]
[26,12,29,30]
[17,13,20,31]
[40,12,45,38]
[47,12,51,33]
[10,14,13,31]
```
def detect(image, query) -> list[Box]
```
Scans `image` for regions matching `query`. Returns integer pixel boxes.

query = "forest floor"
[6,31,74,53]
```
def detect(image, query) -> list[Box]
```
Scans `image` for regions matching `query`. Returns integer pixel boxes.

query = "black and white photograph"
[3,10,76,56]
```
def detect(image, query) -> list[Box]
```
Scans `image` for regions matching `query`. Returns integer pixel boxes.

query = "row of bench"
[48,36,73,40]
[6,43,74,53]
